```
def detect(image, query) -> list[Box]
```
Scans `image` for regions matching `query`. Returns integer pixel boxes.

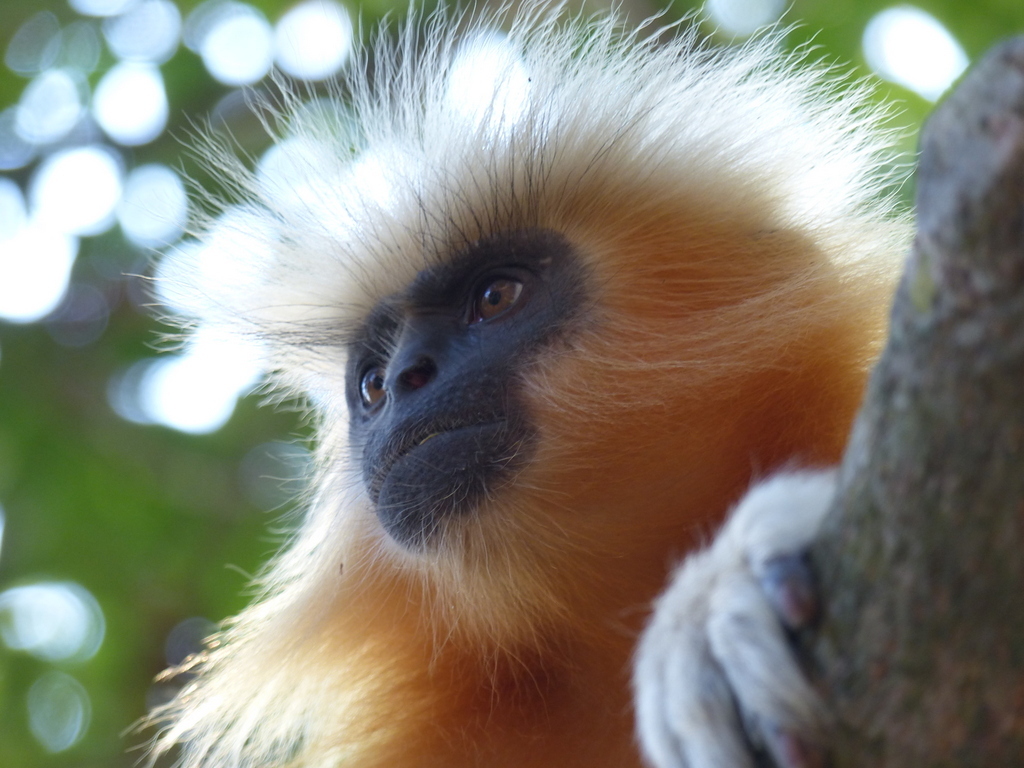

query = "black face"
[346,228,589,549]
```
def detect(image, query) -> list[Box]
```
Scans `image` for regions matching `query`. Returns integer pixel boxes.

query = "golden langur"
[150,5,904,768]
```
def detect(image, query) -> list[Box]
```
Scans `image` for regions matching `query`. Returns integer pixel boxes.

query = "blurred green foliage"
[0,0,1020,766]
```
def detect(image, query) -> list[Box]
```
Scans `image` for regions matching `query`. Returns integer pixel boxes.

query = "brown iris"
[472,278,524,323]
[359,366,386,407]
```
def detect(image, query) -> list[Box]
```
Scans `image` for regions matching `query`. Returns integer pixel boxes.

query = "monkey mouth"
[369,419,529,548]
[375,419,516,493]
[405,429,448,451]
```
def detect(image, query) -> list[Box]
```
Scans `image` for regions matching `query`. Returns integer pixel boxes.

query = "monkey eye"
[470,277,524,323]
[359,366,387,408]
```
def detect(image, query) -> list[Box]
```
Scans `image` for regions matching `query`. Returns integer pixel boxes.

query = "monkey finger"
[645,637,760,768]
[636,552,760,768]
[707,571,826,754]
[756,553,820,630]
[758,724,828,768]
[724,472,837,571]
[633,660,691,768]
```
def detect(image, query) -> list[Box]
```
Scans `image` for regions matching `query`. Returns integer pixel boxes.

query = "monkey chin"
[372,420,533,550]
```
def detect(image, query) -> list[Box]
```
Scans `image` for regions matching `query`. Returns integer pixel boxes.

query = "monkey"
[148,4,906,767]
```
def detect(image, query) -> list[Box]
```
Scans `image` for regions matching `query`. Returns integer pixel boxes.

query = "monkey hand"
[634,471,836,768]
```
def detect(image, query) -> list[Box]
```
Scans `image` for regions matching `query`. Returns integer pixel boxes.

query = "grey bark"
[810,37,1024,765]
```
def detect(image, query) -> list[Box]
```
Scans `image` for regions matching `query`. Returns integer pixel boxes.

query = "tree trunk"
[810,36,1024,766]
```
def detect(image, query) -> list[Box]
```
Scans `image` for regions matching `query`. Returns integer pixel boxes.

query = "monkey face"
[345,228,590,549]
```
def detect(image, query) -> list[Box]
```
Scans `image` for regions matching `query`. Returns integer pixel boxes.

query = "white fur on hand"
[634,470,837,768]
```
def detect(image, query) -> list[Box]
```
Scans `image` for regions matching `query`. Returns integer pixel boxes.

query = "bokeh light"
[152,205,279,319]
[27,671,91,753]
[117,163,189,247]
[446,32,531,131]
[256,131,348,215]
[57,21,103,73]
[704,0,785,36]
[108,327,264,434]
[15,68,87,145]
[30,145,122,236]
[188,1,275,85]
[69,0,136,18]
[140,332,264,433]
[863,5,969,101]
[103,0,182,63]
[274,0,353,80]
[0,581,106,661]
[0,107,37,169]
[93,62,169,145]
[0,219,78,324]
[4,11,62,75]
[0,176,26,238]
[106,358,155,425]
[45,283,110,347]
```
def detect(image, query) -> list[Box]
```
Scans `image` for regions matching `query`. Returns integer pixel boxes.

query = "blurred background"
[0,0,1019,765]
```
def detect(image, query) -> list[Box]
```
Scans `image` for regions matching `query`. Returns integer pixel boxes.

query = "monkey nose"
[396,357,437,391]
